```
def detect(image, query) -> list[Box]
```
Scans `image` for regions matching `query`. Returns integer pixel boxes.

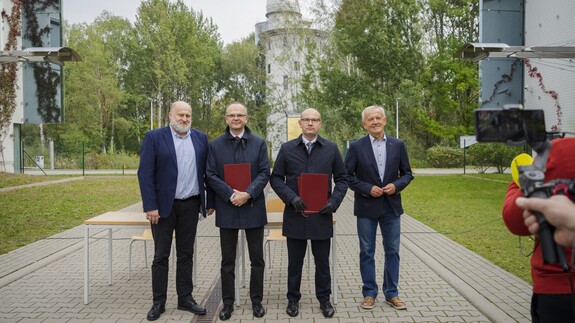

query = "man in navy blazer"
[206,102,270,320]
[344,105,413,311]
[138,101,214,321]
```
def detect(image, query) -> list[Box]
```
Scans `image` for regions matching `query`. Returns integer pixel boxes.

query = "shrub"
[467,143,523,173]
[426,146,463,168]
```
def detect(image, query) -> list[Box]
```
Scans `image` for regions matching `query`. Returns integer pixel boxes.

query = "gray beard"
[170,120,190,135]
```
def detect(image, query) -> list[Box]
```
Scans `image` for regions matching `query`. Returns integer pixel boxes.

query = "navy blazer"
[206,126,270,229]
[137,126,214,218]
[344,134,413,218]
[270,135,348,240]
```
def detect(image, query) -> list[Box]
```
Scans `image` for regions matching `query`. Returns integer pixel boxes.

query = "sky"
[62,0,312,45]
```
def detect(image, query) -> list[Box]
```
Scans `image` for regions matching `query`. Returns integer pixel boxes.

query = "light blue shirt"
[171,128,199,199]
[370,134,386,182]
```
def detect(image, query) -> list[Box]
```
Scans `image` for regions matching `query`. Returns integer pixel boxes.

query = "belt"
[175,195,199,202]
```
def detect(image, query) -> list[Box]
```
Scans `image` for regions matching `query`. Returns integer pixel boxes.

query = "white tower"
[256,0,324,159]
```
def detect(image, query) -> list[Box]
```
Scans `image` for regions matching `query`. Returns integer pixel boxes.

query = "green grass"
[402,175,534,283]
[0,172,533,284]
[0,176,141,254]
[0,172,76,189]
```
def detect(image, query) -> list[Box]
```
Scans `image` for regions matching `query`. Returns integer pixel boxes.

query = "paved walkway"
[0,190,531,322]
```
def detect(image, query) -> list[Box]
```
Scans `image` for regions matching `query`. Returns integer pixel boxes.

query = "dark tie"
[306,142,313,155]
[234,136,242,162]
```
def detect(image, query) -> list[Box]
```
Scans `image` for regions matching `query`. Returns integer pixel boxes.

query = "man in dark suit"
[138,101,214,321]
[270,108,348,318]
[206,102,270,320]
[344,105,413,311]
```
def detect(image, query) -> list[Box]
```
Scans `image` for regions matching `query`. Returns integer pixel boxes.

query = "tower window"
[283,75,288,90]
[268,64,271,74]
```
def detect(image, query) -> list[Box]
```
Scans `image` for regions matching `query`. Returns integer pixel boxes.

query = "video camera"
[473,105,572,271]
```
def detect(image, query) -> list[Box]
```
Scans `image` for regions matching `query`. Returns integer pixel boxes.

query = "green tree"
[301,0,425,146]
[125,0,222,133]
[54,13,130,155]
[218,34,268,137]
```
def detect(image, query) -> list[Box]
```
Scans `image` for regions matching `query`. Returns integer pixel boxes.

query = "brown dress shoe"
[360,296,376,310]
[385,296,407,310]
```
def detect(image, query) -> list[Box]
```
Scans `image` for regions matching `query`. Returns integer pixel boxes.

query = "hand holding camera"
[518,195,575,248]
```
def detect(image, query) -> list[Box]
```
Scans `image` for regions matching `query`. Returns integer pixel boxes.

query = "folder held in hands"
[298,173,328,214]
[224,163,251,191]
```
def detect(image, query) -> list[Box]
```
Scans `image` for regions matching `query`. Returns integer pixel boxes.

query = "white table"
[83,211,148,305]
[234,212,338,306]
[83,211,197,305]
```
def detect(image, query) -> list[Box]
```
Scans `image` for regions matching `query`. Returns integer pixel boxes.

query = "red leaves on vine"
[524,58,561,131]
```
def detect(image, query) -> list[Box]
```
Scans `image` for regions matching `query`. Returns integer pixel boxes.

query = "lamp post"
[148,98,153,130]
[395,98,401,138]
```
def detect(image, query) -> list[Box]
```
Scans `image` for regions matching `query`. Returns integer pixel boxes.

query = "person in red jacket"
[502,137,575,323]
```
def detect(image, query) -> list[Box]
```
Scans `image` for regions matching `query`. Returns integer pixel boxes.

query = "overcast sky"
[62,0,312,45]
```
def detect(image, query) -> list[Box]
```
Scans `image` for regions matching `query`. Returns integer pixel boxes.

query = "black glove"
[319,203,334,215]
[291,196,307,213]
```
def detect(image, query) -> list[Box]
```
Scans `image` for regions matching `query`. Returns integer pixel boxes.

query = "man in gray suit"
[344,105,413,311]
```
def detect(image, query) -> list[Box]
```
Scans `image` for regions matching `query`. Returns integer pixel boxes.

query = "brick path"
[0,190,531,322]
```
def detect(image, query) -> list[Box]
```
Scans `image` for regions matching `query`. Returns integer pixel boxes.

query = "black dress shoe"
[252,302,266,318]
[219,304,234,321]
[178,296,206,315]
[286,302,299,317]
[320,301,335,318]
[146,304,165,321]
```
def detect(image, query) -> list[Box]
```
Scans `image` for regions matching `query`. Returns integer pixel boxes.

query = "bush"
[85,152,140,169]
[426,146,463,168]
[467,143,523,173]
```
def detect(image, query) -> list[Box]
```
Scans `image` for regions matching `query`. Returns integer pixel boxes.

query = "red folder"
[298,173,328,214]
[224,163,251,191]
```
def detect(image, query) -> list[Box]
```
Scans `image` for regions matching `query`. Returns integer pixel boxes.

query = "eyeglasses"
[225,114,248,118]
[300,118,321,123]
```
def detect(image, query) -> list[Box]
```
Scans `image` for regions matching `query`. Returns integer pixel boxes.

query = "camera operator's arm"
[517,195,575,248]
[502,182,532,236]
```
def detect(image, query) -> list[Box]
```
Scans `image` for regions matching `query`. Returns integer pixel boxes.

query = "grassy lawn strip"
[402,174,534,284]
[0,176,141,255]
[0,172,78,189]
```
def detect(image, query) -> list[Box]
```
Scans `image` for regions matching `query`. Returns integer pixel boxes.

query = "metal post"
[82,142,85,176]
[463,140,467,175]
[49,140,54,169]
[20,139,24,174]
[158,103,161,128]
[149,99,153,130]
[395,98,401,138]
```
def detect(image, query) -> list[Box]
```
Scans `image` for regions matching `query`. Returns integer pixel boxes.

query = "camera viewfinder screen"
[474,109,546,144]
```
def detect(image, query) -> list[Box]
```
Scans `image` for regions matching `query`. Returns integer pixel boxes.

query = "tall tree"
[54,13,130,154]
[125,0,222,133]
[218,34,268,137]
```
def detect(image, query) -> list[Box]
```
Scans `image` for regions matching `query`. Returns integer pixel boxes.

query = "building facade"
[0,0,63,172]
[480,0,575,134]
[255,0,325,159]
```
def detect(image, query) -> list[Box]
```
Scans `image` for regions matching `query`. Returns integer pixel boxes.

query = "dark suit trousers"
[220,226,265,305]
[287,238,331,303]
[150,196,200,305]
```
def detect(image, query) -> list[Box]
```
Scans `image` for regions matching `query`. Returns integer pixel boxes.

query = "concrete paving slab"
[0,190,531,323]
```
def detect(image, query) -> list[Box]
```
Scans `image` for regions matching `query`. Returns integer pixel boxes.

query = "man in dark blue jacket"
[206,102,270,321]
[270,108,348,318]
[137,101,214,321]
[344,105,413,311]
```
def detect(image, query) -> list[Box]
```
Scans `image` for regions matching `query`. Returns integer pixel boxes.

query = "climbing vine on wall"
[481,59,521,106]
[23,0,61,123]
[0,0,23,168]
[524,58,561,131]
